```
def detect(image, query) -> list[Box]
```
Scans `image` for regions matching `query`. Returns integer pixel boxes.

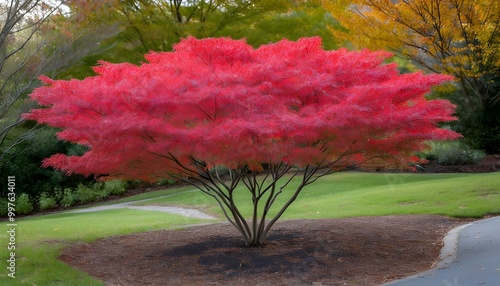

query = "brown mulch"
[59,156,498,285]
[419,154,500,173]
[60,215,471,286]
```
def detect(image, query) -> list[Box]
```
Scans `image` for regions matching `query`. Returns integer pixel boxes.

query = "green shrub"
[60,189,76,208]
[16,194,33,215]
[156,178,177,186]
[420,141,486,165]
[74,184,98,204]
[57,181,124,209]
[210,166,230,177]
[74,183,109,204]
[0,128,92,200]
[0,198,8,217]
[452,96,500,154]
[39,193,57,210]
[102,180,127,195]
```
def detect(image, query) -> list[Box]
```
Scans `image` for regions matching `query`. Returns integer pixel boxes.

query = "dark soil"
[419,154,500,173]
[61,215,471,286]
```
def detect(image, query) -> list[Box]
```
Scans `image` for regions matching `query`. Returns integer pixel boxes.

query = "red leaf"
[25,37,459,180]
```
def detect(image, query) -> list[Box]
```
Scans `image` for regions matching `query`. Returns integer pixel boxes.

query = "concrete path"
[70,191,217,220]
[381,216,500,286]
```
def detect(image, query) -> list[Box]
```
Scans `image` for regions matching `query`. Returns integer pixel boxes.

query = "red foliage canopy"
[25,37,459,181]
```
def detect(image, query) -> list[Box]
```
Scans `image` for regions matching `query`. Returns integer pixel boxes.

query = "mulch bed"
[419,154,500,173]
[60,215,470,286]
[59,155,499,285]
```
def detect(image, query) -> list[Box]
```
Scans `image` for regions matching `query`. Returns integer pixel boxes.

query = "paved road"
[381,216,500,286]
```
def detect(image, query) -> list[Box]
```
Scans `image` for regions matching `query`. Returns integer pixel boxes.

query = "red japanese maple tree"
[25,37,459,246]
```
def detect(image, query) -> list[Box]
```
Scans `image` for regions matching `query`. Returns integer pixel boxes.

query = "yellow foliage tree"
[324,0,500,153]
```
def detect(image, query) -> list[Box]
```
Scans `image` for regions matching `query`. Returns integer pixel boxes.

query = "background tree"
[0,0,61,160]
[25,37,459,246]
[0,128,90,198]
[227,0,340,49]
[324,0,500,153]
[0,1,122,205]
[0,0,120,161]
[59,0,341,79]
[116,0,289,52]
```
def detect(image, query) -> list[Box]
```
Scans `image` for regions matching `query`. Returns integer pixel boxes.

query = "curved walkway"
[381,216,500,286]
[70,192,217,220]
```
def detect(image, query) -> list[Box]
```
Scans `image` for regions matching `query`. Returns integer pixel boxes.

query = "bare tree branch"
[0,0,122,161]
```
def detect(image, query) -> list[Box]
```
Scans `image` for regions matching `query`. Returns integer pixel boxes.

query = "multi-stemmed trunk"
[173,157,336,247]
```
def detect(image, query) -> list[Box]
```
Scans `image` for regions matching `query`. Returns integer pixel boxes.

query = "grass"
[1,171,499,285]
[0,209,205,285]
[83,185,195,206]
[289,172,500,218]
[134,172,500,219]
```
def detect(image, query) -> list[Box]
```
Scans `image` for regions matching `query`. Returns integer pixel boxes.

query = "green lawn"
[134,172,500,219]
[0,209,205,285]
[99,185,195,204]
[1,171,499,285]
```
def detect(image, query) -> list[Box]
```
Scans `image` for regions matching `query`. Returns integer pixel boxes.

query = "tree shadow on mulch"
[60,215,471,286]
